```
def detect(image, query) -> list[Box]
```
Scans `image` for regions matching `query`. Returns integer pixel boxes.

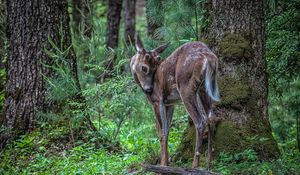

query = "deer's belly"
[164,89,181,106]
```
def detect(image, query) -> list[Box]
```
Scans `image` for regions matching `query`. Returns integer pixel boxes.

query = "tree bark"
[0,0,5,65]
[106,0,122,49]
[0,0,6,121]
[103,0,122,78]
[0,0,80,148]
[72,0,91,37]
[122,0,136,73]
[124,0,136,46]
[176,0,279,162]
[145,0,163,38]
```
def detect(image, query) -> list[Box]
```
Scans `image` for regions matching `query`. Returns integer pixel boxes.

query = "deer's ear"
[135,33,145,53]
[152,43,169,54]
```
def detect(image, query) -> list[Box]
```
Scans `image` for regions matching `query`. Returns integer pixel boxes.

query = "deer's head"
[130,34,169,94]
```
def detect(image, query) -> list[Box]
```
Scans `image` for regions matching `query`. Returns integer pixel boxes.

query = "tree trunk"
[145,0,163,38]
[136,0,145,17]
[124,0,136,46]
[0,0,6,121]
[176,0,279,162]
[106,0,122,49]
[103,0,122,78]
[0,0,80,148]
[72,0,91,37]
[123,0,136,73]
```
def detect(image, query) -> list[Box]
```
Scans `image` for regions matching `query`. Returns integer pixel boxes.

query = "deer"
[130,34,220,170]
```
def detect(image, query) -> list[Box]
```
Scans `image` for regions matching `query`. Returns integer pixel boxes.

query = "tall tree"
[145,0,163,38]
[176,0,280,161]
[124,0,136,46]
[72,0,92,37]
[123,0,136,73]
[105,0,122,49]
[0,0,80,148]
[0,0,6,114]
[104,0,122,76]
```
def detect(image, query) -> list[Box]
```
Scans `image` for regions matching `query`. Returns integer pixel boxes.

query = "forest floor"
[0,114,299,175]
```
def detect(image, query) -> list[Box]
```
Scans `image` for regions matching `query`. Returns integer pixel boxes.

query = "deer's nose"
[144,87,153,94]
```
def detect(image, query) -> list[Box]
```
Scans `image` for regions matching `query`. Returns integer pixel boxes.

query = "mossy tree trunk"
[0,0,80,148]
[176,0,279,163]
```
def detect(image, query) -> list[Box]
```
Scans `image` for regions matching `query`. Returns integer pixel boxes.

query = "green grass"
[0,109,187,175]
[1,115,299,175]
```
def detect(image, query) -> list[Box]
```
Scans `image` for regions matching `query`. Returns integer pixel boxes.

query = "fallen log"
[141,164,221,175]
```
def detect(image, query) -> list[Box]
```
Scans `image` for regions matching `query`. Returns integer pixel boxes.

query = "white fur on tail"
[204,62,220,102]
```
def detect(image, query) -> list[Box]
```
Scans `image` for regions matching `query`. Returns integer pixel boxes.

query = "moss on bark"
[175,117,280,164]
[219,34,252,60]
[214,119,280,160]
[218,76,251,107]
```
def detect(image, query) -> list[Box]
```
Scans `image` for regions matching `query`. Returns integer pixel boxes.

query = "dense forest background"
[0,0,299,174]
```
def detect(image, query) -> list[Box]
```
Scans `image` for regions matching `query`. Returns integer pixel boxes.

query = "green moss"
[218,76,251,106]
[219,34,252,59]
[214,121,249,154]
[215,93,280,159]
[216,96,280,160]
[245,101,281,160]
[214,119,280,160]
[174,123,196,162]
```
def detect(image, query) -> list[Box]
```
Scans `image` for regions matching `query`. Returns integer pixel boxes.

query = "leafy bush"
[267,0,300,158]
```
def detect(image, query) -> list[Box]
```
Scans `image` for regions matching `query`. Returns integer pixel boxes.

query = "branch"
[141,164,221,175]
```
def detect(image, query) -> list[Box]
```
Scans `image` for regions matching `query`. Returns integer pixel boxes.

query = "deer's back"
[154,42,217,98]
[160,41,215,77]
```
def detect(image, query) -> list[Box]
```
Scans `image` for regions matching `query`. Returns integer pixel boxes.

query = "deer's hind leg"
[199,90,215,170]
[179,86,207,168]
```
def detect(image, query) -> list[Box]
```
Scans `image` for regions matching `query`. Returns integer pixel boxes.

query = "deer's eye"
[141,65,149,74]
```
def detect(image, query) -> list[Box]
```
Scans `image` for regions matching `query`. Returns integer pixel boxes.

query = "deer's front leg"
[153,100,169,166]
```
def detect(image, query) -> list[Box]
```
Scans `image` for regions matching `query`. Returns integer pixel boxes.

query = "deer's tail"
[204,60,220,102]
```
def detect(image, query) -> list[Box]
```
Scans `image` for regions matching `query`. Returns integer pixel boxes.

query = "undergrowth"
[1,1,300,174]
